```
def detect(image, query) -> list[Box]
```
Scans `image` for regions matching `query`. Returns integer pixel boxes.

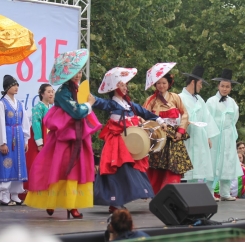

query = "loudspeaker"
[149,183,218,225]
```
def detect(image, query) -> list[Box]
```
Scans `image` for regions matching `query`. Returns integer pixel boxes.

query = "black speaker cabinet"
[149,183,218,225]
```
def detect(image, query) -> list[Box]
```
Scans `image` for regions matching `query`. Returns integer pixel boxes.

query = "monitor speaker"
[149,183,218,225]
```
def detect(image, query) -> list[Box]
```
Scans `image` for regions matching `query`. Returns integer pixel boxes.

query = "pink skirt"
[28,106,102,191]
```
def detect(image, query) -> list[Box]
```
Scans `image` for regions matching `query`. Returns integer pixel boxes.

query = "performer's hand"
[138,117,145,124]
[0,144,9,154]
[25,144,28,153]
[173,132,182,142]
[208,138,212,148]
[88,94,95,106]
[38,145,43,152]
[161,123,168,131]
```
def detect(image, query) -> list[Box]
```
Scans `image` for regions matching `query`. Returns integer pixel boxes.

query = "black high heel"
[67,209,83,219]
[46,209,54,216]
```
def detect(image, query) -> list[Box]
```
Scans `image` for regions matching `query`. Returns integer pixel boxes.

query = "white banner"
[1,0,80,118]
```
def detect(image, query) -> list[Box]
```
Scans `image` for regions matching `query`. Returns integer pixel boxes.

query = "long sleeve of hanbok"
[93,96,115,111]
[132,102,159,121]
[0,101,7,146]
[234,103,239,124]
[55,85,91,119]
[22,103,30,144]
[205,99,220,138]
[32,106,43,146]
[175,94,189,131]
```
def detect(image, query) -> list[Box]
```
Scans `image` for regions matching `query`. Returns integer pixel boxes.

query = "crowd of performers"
[0,48,244,219]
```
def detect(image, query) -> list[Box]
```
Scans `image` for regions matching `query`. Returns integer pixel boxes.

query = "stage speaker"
[149,183,218,225]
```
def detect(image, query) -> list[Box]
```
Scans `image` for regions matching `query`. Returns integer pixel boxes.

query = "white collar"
[216,91,229,99]
[112,96,131,110]
[4,94,16,104]
[39,101,49,108]
[183,88,198,102]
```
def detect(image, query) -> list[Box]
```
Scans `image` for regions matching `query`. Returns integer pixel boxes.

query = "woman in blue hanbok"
[93,67,167,213]
[0,75,30,205]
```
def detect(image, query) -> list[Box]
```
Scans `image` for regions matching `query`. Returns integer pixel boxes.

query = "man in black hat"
[206,69,243,201]
[179,65,220,201]
[0,75,30,205]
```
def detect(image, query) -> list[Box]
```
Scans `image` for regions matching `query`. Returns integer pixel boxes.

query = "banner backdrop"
[1,0,80,119]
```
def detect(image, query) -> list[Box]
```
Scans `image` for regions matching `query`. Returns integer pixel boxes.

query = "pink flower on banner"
[156,70,163,78]
[100,82,105,91]
[63,66,70,74]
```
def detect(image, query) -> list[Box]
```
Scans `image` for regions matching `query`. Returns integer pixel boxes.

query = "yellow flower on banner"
[0,15,37,65]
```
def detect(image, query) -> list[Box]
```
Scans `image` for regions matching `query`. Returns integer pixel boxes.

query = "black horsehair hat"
[3,75,19,91]
[212,69,240,84]
[182,65,208,85]
[1,75,19,98]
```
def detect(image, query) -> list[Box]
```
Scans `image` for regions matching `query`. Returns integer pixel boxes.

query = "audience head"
[105,209,133,241]
[238,152,245,165]
[110,209,133,234]
[237,141,245,154]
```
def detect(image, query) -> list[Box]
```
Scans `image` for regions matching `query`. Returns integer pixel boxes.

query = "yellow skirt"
[25,180,93,209]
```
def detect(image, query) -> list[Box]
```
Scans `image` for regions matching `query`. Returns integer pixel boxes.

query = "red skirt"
[19,123,47,200]
[99,118,149,175]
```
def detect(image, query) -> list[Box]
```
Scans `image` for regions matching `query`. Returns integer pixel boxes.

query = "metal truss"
[37,0,91,79]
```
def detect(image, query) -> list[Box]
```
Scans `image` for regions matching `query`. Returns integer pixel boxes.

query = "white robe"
[179,88,220,181]
[206,92,243,181]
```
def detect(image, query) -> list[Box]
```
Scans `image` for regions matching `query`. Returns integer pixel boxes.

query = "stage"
[1,199,245,241]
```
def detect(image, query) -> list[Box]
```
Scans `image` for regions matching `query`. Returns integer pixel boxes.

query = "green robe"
[179,88,220,181]
[31,101,49,146]
[206,92,243,181]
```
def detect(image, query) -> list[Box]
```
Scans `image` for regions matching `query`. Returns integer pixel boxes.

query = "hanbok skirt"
[24,107,102,209]
[147,125,193,194]
[94,163,154,206]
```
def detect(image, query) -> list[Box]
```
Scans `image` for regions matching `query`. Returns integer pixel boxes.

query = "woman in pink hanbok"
[25,49,102,219]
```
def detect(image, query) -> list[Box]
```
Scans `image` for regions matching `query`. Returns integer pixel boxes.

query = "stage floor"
[0,198,245,237]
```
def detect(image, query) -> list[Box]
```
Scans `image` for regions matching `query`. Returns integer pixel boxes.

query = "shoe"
[214,197,220,202]
[1,200,16,206]
[67,209,83,219]
[12,200,25,205]
[220,196,236,201]
[46,209,54,216]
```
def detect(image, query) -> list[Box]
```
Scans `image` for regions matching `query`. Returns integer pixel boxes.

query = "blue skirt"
[94,163,154,206]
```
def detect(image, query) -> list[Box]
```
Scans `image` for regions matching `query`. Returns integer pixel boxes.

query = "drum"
[141,120,166,153]
[121,120,166,160]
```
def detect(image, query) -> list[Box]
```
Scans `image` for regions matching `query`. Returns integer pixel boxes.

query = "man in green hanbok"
[179,65,220,201]
[206,69,243,201]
